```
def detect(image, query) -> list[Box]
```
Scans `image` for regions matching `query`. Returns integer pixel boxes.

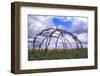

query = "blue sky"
[52,17,72,32]
[28,15,88,49]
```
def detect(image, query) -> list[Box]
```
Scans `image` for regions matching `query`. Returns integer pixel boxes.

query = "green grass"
[28,48,88,60]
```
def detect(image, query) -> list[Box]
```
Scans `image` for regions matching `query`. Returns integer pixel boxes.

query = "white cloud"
[77,33,88,42]
[70,17,88,34]
[28,15,55,38]
[58,25,66,30]
[28,16,88,49]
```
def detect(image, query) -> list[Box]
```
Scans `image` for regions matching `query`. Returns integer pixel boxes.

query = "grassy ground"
[28,48,88,60]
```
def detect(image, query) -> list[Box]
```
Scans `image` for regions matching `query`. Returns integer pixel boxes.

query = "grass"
[28,48,88,60]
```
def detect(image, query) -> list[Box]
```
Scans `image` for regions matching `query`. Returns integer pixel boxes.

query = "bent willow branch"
[33,28,83,53]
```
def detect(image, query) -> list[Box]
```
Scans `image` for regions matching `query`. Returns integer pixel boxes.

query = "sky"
[28,15,88,49]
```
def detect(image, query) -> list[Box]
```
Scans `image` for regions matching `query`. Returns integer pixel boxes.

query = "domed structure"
[33,28,83,53]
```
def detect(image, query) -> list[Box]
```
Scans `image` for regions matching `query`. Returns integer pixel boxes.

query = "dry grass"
[28,48,88,60]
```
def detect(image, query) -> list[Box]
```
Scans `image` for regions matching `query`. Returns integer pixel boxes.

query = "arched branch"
[33,36,37,50]
[61,35,66,50]
[32,28,83,53]
[55,32,61,47]
[37,28,54,36]
[39,38,46,50]
[62,33,68,50]
[44,29,58,52]
[44,38,49,53]
[65,37,72,48]
[76,38,83,48]
[72,35,79,48]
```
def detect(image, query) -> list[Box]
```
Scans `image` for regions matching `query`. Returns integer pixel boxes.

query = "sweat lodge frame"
[32,27,83,53]
[11,2,97,74]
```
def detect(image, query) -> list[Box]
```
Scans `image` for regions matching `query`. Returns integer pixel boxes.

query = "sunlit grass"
[28,48,88,60]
